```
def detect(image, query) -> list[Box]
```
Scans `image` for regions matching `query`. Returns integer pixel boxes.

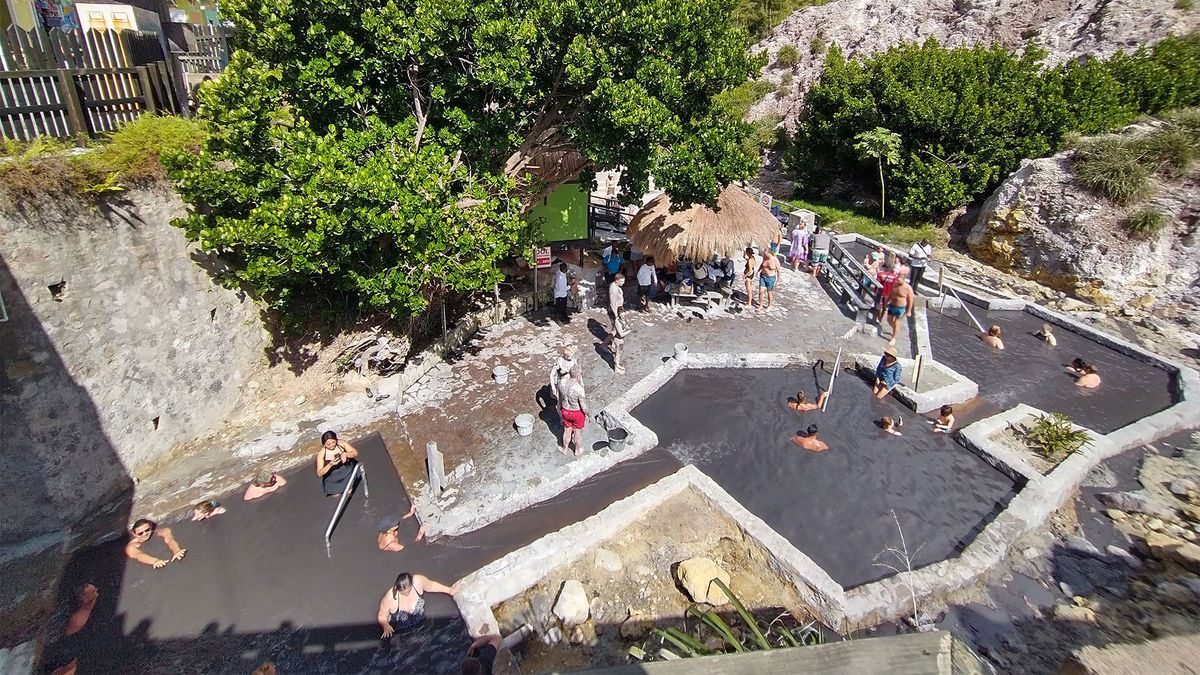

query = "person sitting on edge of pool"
[791,424,828,452]
[1034,323,1057,347]
[872,347,902,399]
[931,405,955,433]
[244,471,288,501]
[788,390,828,412]
[1073,363,1102,388]
[880,416,903,436]
[125,519,186,569]
[979,324,1005,350]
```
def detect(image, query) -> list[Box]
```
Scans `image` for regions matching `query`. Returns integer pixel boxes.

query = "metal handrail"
[822,347,843,412]
[946,285,986,334]
[324,463,369,557]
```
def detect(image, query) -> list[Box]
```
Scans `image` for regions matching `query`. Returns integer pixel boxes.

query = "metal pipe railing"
[822,347,843,412]
[946,284,986,334]
[324,463,369,557]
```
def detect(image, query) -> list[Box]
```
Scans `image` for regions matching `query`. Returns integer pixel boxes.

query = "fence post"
[166,52,191,118]
[135,66,156,114]
[54,69,87,140]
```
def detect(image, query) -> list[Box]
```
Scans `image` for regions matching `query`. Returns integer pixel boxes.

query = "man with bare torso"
[756,251,781,310]
[885,276,915,346]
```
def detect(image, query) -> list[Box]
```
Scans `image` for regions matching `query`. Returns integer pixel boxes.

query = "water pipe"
[324,463,369,558]
[946,284,986,334]
[912,353,924,391]
[822,347,843,412]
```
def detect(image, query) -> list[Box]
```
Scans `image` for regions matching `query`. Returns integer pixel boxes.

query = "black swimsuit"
[321,444,357,495]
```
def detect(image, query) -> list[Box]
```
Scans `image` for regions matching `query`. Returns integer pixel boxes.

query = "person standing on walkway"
[756,251,781,310]
[809,227,831,278]
[636,256,657,311]
[558,367,588,456]
[908,238,933,290]
[602,274,625,351]
[611,307,629,374]
[602,244,623,284]
[787,222,808,272]
[885,276,915,346]
[742,247,757,306]
[553,262,570,323]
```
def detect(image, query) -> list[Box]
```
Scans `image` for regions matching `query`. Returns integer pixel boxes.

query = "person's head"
[796,391,807,404]
[393,572,414,596]
[881,417,896,430]
[1071,357,1086,370]
[562,345,576,360]
[78,583,99,605]
[193,500,218,518]
[745,247,754,257]
[940,405,953,417]
[646,255,655,265]
[987,325,1002,337]
[814,225,822,234]
[570,365,582,381]
[1083,363,1097,375]
[251,663,277,675]
[920,238,931,247]
[806,424,819,437]
[883,347,898,364]
[253,471,276,487]
[461,657,484,675]
[322,430,339,449]
[615,273,625,286]
[559,262,567,273]
[130,518,156,542]
[1040,323,1053,335]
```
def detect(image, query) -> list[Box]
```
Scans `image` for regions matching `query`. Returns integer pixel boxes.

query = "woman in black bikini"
[315,430,359,497]
[377,572,456,638]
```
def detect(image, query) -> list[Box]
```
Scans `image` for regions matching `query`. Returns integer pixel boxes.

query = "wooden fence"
[0,25,183,141]
[178,23,227,75]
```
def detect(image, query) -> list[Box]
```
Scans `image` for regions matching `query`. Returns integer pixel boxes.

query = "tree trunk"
[878,158,886,221]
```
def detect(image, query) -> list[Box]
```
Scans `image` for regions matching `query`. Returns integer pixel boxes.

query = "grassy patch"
[1072,108,1200,204]
[776,45,800,68]
[0,115,205,199]
[1123,208,1169,238]
[716,79,780,118]
[774,196,944,247]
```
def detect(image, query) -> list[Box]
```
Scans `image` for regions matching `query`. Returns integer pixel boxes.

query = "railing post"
[53,69,87,141]
[135,66,156,114]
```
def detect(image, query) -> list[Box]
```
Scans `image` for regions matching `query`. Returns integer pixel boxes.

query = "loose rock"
[1053,604,1097,624]
[552,580,590,626]
[1096,491,1176,519]
[594,548,623,574]
[675,557,732,605]
[1144,532,1200,573]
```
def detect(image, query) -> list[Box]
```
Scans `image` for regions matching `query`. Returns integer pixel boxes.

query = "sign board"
[759,193,772,209]
[534,246,552,269]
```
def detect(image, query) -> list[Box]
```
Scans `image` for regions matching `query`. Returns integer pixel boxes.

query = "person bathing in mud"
[190,500,225,521]
[377,505,427,551]
[244,471,288,501]
[377,572,455,639]
[1034,323,1057,347]
[316,430,359,497]
[788,390,828,412]
[880,416,903,436]
[931,405,955,433]
[791,424,829,452]
[125,519,186,569]
[1071,361,1102,388]
[979,324,1005,350]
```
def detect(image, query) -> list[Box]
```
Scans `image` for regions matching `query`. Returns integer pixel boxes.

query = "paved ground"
[384,258,913,537]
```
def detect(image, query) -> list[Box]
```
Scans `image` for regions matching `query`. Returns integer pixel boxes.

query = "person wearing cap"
[873,347,903,399]
[244,472,288,501]
[862,245,884,276]
[378,517,405,552]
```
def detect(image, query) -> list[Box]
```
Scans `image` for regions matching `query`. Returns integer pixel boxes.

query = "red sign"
[534,246,552,269]
[759,193,772,208]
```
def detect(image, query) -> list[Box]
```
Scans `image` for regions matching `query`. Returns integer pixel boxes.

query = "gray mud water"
[50,435,681,674]
[630,368,1016,588]
[927,303,1176,433]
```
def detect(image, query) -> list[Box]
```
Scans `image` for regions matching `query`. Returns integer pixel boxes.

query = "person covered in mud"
[377,505,427,551]
[791,424,828,452]
[979,324,1005,350]
[1034,323,1057,347]
[880,416,903,436]
[788,390,828,412]
[377,572,455,638]
[316,430,359,497]
[125,519,186,569]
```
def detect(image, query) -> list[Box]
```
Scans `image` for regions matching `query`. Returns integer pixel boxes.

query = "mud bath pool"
[927,303,1177,434]
[630,368,1016,588]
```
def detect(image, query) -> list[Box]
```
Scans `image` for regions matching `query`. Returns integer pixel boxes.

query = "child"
[612,308,629,374]
[1035,323,1057,347]
[932,405,955,433]
[881,416,903,436]
[191,500,225,521]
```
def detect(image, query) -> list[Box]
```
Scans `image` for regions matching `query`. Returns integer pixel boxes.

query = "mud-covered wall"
[0,186,268,549]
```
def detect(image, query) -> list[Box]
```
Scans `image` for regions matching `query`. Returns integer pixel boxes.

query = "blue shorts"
[888,305,906,318]
[759,275,777,290]
[812,252,828,263]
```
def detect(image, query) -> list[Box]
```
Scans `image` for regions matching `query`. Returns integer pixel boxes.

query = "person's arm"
[125,541,166,569]
[414,575,455,595]
[273,474,287,487]
[316,451,333,477]
[158,528,186,561]
[378,593,395,638]
[467,633,502,657]
[338,441,359,460]
[905,288,915,316]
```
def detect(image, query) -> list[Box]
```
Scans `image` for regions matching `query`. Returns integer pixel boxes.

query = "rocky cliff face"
[965,140,1199,315]
[750,0,1199,126]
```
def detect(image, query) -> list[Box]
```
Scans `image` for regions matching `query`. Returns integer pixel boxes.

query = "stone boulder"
[675,557,732,605]
[552,580,590,626]
[1096,491,1177,519]
[1144,532,1200,574]
[965,143,1199,310]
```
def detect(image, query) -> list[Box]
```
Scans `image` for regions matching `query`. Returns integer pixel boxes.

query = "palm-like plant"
[853,127,902,220]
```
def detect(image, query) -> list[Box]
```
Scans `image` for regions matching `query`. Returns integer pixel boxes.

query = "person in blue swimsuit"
[377,572,456,638]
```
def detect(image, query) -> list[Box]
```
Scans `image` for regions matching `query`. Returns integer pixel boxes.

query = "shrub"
[1176,0,1194,10]
[1072,136,1154,204]
[777,45,801,68]
[810,36,827,55]
[1124,208,1169,238]
[1134,125,1197,176]
[780,72,794,88]
[1023,413,1092,461]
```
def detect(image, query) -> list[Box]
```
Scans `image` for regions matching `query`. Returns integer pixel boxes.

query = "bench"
[821,243,879,325]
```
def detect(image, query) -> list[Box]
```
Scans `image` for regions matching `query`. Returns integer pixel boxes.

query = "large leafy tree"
[169,0,761,326]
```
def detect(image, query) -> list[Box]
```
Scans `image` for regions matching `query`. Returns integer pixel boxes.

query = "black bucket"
[607,427,629,453]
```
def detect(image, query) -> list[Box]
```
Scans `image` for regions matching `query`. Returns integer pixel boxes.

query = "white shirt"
[909,242,932,267]
[554,269,569,298]
[637,263,657,287]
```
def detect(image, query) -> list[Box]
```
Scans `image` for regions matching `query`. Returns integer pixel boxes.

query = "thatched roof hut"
[626,185,781,262]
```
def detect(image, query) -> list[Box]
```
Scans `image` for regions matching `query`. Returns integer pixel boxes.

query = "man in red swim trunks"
[558,366,588,456]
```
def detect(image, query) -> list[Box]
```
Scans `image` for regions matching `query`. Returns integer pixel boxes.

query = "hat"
[884,347,899,358]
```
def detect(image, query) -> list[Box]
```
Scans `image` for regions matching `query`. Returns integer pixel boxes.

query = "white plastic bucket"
[493,365,510,384]
[515,413,534,436]
[673,343,689,363]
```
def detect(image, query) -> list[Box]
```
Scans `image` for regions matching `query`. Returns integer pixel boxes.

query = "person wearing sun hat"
[873,346,903,399]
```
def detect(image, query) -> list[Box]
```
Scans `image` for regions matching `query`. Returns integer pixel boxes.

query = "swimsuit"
[321,445,357,496]
[388,592,426,634]
[887,305,907,318]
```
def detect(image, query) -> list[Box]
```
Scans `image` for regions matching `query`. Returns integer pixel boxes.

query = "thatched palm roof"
[626,185,781,262]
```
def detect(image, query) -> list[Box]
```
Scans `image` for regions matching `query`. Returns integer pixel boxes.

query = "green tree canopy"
[169,0,761,326]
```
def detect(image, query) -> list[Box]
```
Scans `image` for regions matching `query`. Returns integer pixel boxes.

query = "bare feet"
[415,524,426,542]
[615,365,626,374]
[557,445,569,456]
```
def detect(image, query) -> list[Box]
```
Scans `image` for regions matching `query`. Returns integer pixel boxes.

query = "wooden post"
[166,52,190,118]
[53,69,87,140]
[134,66,156,114]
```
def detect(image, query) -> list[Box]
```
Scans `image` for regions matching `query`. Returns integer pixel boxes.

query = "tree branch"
[408,66,428,151]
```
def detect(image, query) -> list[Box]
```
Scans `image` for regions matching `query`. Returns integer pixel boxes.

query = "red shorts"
[561,408,586,429]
